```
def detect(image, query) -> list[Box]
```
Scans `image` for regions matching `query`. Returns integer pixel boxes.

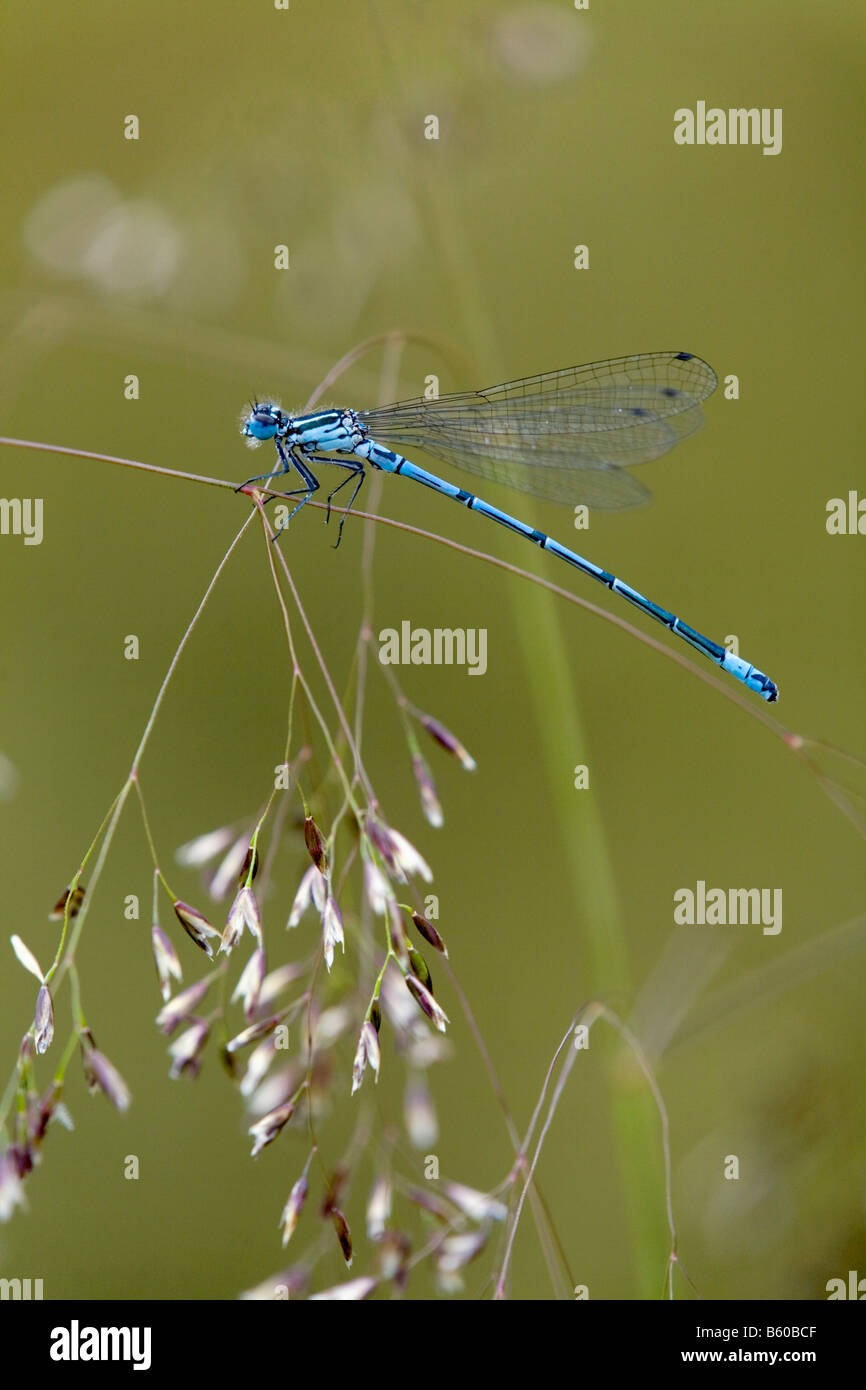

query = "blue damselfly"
[239,351,778,702]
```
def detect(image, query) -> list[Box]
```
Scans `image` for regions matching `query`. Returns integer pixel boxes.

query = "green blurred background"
[0,0,864,1300]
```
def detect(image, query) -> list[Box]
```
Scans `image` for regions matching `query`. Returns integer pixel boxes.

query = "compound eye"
[242,404,282,441]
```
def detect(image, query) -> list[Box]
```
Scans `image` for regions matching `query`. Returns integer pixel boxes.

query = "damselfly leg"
[302,455,366,548]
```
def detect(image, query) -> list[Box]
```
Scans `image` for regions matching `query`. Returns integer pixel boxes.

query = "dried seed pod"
[287,865,326,929]
[221,886,262,956]
[411,754,443,829]
[248,1098,297,1157]
[404,974,449,1033]
[232,947,267,1021]
[303,816,328,874]
[410,910,448,957]
[150,924,183,1002]
[351,1020,381,1096]
[386,828,432,884]
[227,1013,286,1054]
[364,817,398,875]
[322,897,345,972]
[238,844,259,885]
[419,714,476,771]
[280,1175,309,1247]
[33,986,54,1056]
[167,1019,211,1080]
[81,1042,131,1112]
[172,900,221,958]
[155,977,212,1035]
[330,1206,353,1267]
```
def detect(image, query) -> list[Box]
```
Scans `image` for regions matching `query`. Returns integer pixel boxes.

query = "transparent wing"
[358,352,717,510]
[408,442,653,509]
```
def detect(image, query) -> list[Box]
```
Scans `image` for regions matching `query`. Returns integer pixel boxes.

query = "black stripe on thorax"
[293,410,341,434]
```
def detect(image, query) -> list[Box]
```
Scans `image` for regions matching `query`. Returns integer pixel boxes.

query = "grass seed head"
[411,754,443,828]
[280,1175,309,1247]
[404,974,449,1033]
[167,1019,211,1080]
[33,986,54,1055]
[155,976,212,1035]
[150,924,183,1001]
[303,815,328,874]
[419,714,477,772]
[82,1042,131,1112]
[410,910,448,957]
[248,1098,296,1157]
[351,1020,381,1095]
[172,900,221,958]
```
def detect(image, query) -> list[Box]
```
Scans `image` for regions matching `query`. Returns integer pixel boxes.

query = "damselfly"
[239,351,778,702]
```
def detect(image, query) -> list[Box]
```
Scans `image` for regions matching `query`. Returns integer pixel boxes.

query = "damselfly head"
[241,402,285,446]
